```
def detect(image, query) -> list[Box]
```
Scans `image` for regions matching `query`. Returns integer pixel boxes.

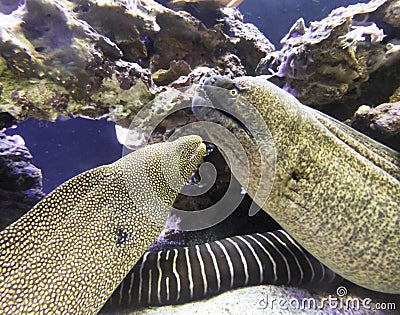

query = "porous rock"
[350,101,400,150]
[170,66,221,88]
[0,0,273,123]
[0,0,159,122]
[256,0,400,112]
[0,131,44,230]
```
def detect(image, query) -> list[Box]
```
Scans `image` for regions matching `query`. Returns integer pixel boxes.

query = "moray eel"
[0,136,206,314]
[202,76,400,293]
[103,229,339,310]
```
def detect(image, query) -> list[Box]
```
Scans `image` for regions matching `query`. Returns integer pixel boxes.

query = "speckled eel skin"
[0,136,206,314]
[202,76,400,294]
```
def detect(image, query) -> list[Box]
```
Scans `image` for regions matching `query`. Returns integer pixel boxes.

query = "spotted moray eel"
[200,76,400,293]
[0,136,206,314]
[104,229,339,310]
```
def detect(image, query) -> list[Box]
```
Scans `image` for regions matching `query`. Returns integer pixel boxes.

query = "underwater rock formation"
[0,131,44,230]
[256,0,400,112]
[0,0,155,122]
[0,0,273,123]
[351,101,400,150]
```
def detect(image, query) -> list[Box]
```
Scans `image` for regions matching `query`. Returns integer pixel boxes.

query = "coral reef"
[256,0,400,113]
[0,0,273,123]
[0,131,44,230]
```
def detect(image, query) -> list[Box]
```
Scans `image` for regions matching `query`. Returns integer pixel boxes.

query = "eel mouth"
[184,141,207,186]
[189,142,207,164]
[172,135,207,184]
[186,142,207,185]
[180,135,207,168]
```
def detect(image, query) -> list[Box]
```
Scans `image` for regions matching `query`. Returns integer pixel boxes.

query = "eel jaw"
[200,76,253,138]
[189,142,207,164]
[176,135,207,181]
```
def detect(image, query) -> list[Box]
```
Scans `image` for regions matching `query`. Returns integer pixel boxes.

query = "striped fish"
[103,229,341,310]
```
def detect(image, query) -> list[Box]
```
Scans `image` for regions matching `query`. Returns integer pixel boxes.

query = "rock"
[153,60,192,86]
[104,284,397,315]
[166,54,245,89]
[0,131,44,230]
[256,0,400,114]
[383,0,400,28]
[0,0,155,122]
[0,0,273,123]
[350,101,400,151]
[170,66,221,88]
[0,0,24,15]
[217,53,247,78]
[221,7,274,74]
[0,112,17,130]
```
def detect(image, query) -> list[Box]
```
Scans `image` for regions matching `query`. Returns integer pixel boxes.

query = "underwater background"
[1,0,400,313]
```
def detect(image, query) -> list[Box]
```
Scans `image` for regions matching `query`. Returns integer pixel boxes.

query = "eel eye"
[229,88,239,97]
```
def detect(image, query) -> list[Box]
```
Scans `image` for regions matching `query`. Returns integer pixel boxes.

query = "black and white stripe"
[105,229,340,310]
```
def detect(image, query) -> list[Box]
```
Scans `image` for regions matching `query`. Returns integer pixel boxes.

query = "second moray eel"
[103,229,339,310]
[0,136,206,314]
[201,76,400,294]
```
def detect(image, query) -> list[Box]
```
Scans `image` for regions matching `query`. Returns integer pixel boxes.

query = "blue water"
[5,0,369,193]
[7,118,121,193]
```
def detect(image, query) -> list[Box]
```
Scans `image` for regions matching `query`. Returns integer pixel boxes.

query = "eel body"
[202,76,400,293]
[0,136,206,314]
[104,229,339,310]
